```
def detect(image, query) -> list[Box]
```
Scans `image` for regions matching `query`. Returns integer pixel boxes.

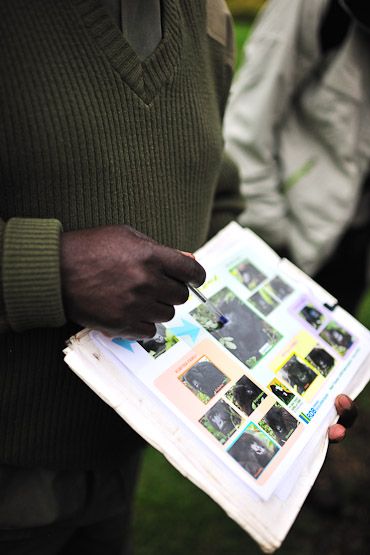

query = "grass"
[133,447,257,555]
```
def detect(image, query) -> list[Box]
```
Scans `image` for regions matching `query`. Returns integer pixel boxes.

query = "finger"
[328,423,346,443]
[155,277,189,306]
[335,394,358,428]
[161,247,206,287]
[125,322,157,340]
[146,302,176,323]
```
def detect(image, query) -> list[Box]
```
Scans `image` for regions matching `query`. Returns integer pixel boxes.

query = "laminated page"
[91,223,370,501]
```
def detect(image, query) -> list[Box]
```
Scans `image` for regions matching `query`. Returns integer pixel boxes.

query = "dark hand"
[61,225,205,338]
[328,394,358,443]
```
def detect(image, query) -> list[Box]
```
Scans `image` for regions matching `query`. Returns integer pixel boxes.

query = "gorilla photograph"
[305,346,335,377]
[299,304,325,330]
[265,276,293,301]
[226,375,266,416]
[191,287,282,369]
[179,357,230,404]
[200,399,242,444]
[259,403,299,446]
[248,287,279,316]
[268,379,295,406]
[228,424,279,479]
[320,321,355,356]
[278,354,318,396]
[229,259,267,291]
[138,323,178,359]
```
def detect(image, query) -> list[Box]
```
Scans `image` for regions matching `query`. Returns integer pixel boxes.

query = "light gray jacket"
[224,0,370,274]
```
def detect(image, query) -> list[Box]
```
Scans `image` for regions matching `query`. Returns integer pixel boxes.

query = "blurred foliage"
[233,16,253,69]
[227,0,265,18]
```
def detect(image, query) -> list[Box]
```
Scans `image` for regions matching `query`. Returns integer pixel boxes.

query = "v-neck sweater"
[0,0,241,469]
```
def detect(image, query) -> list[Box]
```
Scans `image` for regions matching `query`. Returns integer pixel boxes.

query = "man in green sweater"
[0,1,356,553]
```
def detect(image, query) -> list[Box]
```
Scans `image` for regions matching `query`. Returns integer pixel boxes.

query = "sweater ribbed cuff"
[3,218,66,331]
[0,219,10,332]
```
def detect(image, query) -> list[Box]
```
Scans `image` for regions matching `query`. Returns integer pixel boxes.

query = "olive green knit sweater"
[0,0,243,469]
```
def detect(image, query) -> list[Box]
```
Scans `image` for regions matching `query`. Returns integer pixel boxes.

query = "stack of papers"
[64,223,370,552]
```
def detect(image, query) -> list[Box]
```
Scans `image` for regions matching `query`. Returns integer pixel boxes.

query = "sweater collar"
[71,0,182,103]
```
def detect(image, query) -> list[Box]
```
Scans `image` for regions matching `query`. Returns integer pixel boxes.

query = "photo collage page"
[100,226,368,497]
[153,250,361,488]
[153,256,317,487]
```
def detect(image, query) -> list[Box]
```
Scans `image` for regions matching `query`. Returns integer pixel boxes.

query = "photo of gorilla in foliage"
[320,322,354,356]
[200,399,241,444]
[230,259,266,291]
[299,304,324,330]
[228,425,279,478]
[179,357,229,404]
[305,346,335,377]
[191,287,282,369]
[278,355,318,396]
[259,403,298,446]
[268,380,295,406]
[266,276,293,300]
[248,289,278,316]
[138,323,178,358]
[226,375,266,416]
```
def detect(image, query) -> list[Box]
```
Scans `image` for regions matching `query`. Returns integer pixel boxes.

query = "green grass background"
[133,10,370,555]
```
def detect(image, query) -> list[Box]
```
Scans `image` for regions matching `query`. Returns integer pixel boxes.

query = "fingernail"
[338,395,351,411]
[330,430,346,444]
[181,251,195,259]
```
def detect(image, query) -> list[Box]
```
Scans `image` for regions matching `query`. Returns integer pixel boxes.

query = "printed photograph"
[278,354,318,396]
[268,378,295,406]
[320,321,355,356]
[299,304,325,330]
[305,346,335,377]
[228,423,279,479]
[200,399,242,444]
[248,288,279,316]
[178,357,229,404]
[226,375,267,416]
[229,259,267,291]
[190,287,282,368]
[138,323,178,359]
[259,403,299,446]
[265,276,293,300]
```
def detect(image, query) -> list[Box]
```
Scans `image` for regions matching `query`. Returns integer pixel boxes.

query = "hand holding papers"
[64,223,370,552]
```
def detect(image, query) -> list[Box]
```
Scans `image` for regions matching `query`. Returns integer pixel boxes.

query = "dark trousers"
[0,451,142,555]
